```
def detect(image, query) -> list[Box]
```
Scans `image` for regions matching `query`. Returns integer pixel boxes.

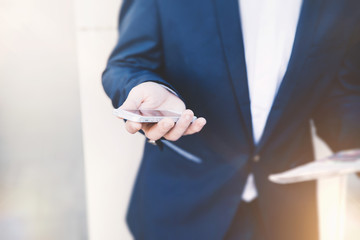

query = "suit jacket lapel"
[255,0,324,152]
[212,0,254,144]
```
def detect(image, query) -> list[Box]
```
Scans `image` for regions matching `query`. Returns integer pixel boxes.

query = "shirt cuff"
[157,84,179,97]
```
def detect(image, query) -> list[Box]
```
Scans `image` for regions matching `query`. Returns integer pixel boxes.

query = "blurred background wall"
[73,0,143,239]
[0,0,87,239]
[0,0,359,240]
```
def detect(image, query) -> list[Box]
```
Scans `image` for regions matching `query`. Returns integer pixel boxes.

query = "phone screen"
[126,109,181,117]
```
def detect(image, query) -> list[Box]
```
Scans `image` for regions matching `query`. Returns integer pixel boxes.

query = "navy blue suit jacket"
[102,0,360,239]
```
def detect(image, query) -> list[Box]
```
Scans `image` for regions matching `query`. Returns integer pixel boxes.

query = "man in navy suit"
[102,0,360,239]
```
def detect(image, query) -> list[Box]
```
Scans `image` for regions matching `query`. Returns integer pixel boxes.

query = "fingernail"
[199,119,206,126]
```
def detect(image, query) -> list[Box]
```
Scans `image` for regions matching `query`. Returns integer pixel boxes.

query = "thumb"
[119,91,143,110]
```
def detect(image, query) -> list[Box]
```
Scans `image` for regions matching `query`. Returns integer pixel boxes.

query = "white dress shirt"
[239,0,303,202]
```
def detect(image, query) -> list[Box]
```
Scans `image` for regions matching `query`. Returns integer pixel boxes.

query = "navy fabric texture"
[102,0,360,239]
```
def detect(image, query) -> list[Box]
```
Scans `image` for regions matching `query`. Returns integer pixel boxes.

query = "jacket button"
[253,154,261,163]
[148,140,157,146]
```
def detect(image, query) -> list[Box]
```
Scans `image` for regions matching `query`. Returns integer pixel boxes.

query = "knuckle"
[161,124,173,132]
[173,127,185,136]
[127,123,139,133]
[184,111,194,119]
[125,125,134,133]
[175,121,187,130]
[185,109,194,115]
[128,129,136,134]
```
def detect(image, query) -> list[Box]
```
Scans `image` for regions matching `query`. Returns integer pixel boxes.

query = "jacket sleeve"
[313,41,360,152]
[102,0,178,108]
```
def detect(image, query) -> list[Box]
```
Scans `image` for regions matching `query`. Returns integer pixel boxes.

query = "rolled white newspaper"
[269,149,360,184]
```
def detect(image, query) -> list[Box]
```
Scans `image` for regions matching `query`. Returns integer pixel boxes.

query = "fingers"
[163,110,194,141]
[124,110,207,141]
[184,117,207,135]
[143,118,175,141]
[125,121,143,134]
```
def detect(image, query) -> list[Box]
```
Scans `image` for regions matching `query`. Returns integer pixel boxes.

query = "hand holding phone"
[116,82,206,141]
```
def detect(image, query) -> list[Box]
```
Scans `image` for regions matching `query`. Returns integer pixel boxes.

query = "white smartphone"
[113,108,197,123]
